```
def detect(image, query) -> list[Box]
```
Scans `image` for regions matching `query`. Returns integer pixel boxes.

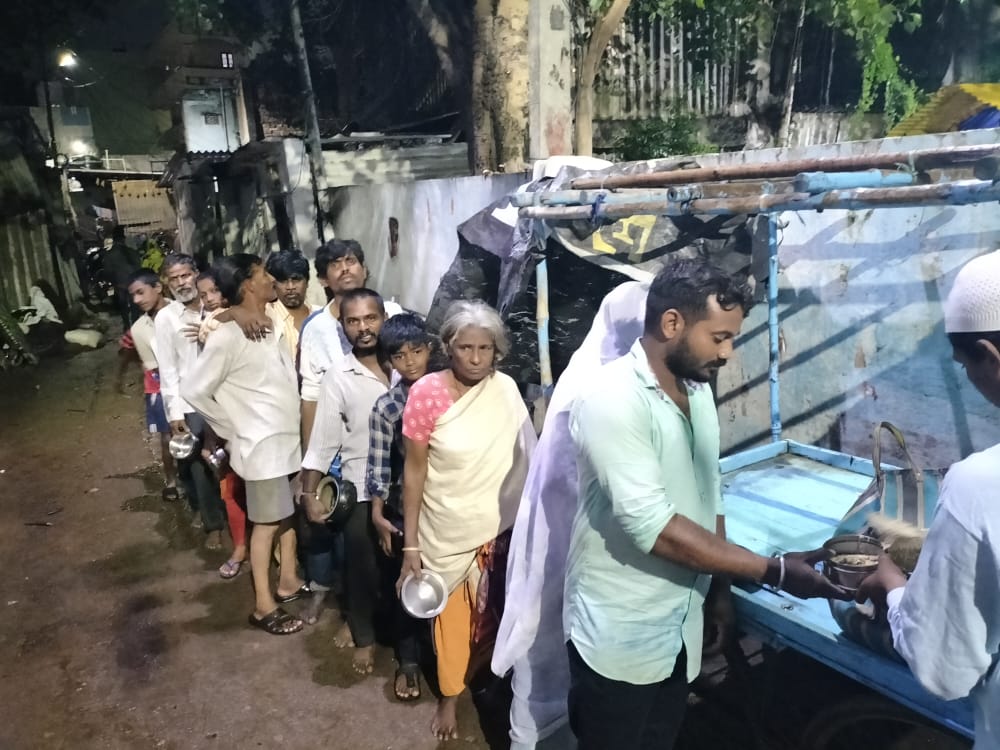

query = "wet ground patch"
[303,615,377,689]
[113,593,177,685]
[95,541,172,586]
[182,578,251,635]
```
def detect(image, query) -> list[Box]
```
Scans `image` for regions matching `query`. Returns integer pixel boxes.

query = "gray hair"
[439,300,510,362]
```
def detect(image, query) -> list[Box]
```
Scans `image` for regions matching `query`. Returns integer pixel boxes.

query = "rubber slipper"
[218,559,244,579]
[394,666,421,702]
[248,607,303,635]
[275,584,310,604]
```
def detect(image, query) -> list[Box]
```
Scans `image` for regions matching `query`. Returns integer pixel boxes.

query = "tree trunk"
[823,28,835,107]
[574,0,634,156]
[466,0,530,173]
[489,0,530,172]
[745,2,776,149]
[471,0,495,171]
[289,0,327,244]
[778,0,806,147]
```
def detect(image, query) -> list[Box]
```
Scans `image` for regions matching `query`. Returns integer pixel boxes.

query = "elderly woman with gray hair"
[398,299,536,740]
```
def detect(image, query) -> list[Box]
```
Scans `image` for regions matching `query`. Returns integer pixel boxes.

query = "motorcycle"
[81,244,117,310]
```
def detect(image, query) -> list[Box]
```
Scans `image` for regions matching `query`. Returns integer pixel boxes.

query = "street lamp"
[58,51,78,69]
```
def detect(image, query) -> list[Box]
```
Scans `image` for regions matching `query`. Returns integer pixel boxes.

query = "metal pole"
[568,143,1000,190]
[40,64,58,157]
[289,0,327,245]
[518,179,1000,221]
[536,258,553,395]
[767,215,781,442]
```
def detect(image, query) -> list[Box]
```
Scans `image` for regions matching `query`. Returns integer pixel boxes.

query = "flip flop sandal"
[218,559,244,579]
[275,584,311,604]
[161,487,179,502]
[394,666,421,702]
[248,607,303,635]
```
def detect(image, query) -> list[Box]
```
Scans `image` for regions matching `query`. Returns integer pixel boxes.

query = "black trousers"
[375,542,424,668]
[343,503,379,648]
[177,413,225,532]
[567,641,689,750]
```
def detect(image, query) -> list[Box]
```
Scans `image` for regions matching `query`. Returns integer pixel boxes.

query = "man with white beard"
[155,254,226,549]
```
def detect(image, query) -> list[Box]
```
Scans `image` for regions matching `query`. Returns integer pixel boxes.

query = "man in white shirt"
[859,249,1000,750]
[299,240,403,444]
[154,254,225,549]
[183,254,308,636]
[299,288,391,672]
[116,269,178,502]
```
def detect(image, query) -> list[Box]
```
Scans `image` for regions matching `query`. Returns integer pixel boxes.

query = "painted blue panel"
[720,441,788,473]
[729,487,844,526]
[733,588,975,738]
[786,441,886,476]
[722,449,975,738]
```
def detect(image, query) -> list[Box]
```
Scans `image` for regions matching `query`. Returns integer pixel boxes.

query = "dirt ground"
[0,335,974,750]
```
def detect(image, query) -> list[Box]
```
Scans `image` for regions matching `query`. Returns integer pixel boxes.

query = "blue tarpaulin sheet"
[959,107,1000,130]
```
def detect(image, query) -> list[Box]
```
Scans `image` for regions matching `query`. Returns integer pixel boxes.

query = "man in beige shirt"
[265,250,321,360]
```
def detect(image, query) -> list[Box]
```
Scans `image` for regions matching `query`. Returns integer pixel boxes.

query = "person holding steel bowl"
[397,300,536,741]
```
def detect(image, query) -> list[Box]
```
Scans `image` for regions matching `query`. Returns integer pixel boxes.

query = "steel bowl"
[168,432,198,460]
[822,534,883,592]
[400,569,448,619]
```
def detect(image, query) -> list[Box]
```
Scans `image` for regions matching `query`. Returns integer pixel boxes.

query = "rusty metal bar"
[519,180,1000,221]
[568,144,1000,190]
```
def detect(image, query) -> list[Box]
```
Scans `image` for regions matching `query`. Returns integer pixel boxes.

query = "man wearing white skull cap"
[858,249,1000,750]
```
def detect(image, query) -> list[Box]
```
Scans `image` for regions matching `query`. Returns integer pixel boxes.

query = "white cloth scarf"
[492,281,649,745]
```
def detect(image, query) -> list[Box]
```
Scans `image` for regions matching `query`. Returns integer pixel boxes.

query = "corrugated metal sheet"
[112,179,176,233]
[0,134,44,217]
[890,83,1000,137]
[0,212,54,307]
[322,143,470,188]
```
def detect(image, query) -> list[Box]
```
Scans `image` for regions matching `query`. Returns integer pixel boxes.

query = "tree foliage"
[614,108,715,160]
[577,0,926,135]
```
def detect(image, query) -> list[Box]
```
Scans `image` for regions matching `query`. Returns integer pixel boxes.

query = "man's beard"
[174,287,197,303]
[665,339,723,383]
[352,342,378,357]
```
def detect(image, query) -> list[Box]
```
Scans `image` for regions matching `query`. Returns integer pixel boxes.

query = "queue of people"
[115,243,998,749]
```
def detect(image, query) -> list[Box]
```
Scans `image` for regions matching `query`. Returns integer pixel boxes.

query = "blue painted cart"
[715,218,975,746]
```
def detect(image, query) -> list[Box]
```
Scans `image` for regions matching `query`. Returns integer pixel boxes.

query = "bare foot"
[302,590,326,625]
[352,645,374,675]
[205,530,223,550]
[333,621,355,648]
[432,695,459,740]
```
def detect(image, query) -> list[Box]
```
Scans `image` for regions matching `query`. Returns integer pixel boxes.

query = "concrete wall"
[326,174,525,315]
[181,89,241,153]
[706,129,1000,466]
[30,105,98,158]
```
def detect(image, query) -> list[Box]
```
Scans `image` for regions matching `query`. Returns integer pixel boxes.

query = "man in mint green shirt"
[564,259,848,750]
